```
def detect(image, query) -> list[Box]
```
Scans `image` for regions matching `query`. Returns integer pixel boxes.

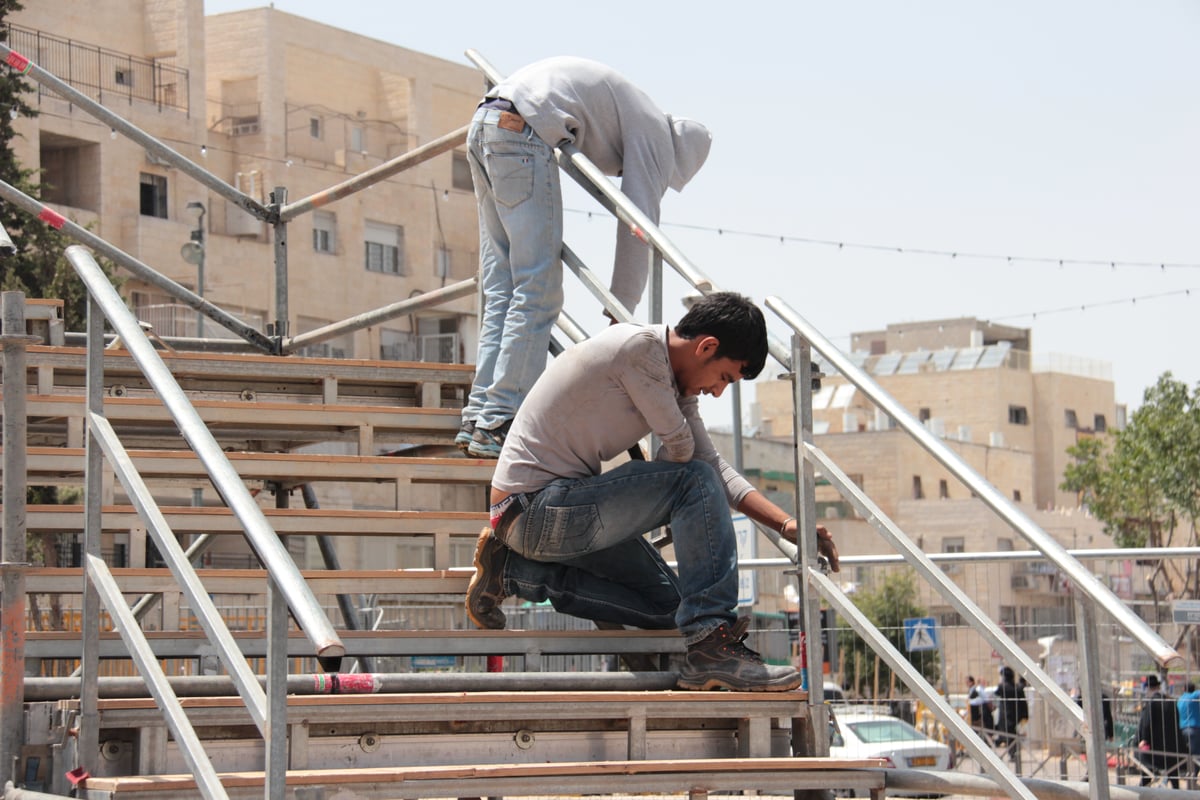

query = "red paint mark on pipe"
[38,207,66,229]
[5,51,32,74]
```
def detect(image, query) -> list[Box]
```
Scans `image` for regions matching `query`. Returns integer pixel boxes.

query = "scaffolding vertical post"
[270,187,289,352]
[1076,595,1111,799]
[79,294,106,771]
[790,333,828,777]
[1,292,35,785]
[264,484,289,800]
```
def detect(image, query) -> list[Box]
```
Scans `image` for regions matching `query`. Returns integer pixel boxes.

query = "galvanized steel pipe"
[64,246,344,659]
[766,295,1181,671]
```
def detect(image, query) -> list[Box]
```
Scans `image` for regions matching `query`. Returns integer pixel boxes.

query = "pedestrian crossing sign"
[903,616,939,652]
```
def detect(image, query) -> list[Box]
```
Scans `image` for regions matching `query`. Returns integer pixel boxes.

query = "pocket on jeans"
[536,503,601,556]
[487,151,534,209]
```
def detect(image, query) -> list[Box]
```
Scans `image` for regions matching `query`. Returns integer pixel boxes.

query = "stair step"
[21,345,475,405]
[26,628,688,660]
[13,394,465,450]
[74,757,886,800]
[26,567,474,595]
[8,447,494,487]
[15,504,487,536]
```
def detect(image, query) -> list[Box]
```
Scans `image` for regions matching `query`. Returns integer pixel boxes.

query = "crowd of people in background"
[963,669,1200,786]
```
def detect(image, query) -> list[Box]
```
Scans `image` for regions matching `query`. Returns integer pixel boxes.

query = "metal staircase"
[0,40,1187,800]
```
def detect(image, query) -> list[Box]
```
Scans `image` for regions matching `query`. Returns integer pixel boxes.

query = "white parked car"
[829,709,951,797]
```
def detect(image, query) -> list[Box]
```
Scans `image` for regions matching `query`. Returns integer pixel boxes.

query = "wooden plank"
[25,567,472,595]
[23,345,476,386]
[12,505,486,535]
[25,628,689,661]
[79,757,887,793]
[19,347,473,413]
[11,394,465,448]
[90,690,803,712]
[6,447,495,486]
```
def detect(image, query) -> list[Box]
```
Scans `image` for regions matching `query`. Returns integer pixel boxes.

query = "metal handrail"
[803,437,1083,729]
[0,178,275,352]
[65,245,345,660]
[84,554,230,800]
[86,414,268,732]
[812,570,1039,800]
[765,295,1181,671]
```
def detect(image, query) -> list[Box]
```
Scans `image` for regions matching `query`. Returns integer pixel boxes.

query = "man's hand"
[779,519,840,573]
[817,524,840,573]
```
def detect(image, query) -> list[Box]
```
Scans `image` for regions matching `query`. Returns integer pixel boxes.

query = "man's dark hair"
[674,292,767,379]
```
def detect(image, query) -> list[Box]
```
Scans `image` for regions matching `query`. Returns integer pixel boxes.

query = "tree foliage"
[0,0,117,330]
[1062,373,1200,550]
[1061,373,1200,660]
[837,570,940,697]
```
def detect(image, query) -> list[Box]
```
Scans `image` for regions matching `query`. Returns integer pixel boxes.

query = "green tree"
[0,0,117,330]
[837,570,940,698]
[1062,372,1200,660]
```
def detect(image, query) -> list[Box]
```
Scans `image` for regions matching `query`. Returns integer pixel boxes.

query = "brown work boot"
[677,617,803,692]
[466,527,508,629]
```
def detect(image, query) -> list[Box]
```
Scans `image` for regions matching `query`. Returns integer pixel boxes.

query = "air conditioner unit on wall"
[225,199,265,239]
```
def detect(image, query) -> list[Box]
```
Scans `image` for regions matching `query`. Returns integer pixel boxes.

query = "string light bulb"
[8,107,17,120]
[200,145,207,157]
[110,128,117,139]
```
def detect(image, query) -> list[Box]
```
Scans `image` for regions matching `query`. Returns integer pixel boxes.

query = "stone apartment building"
[10,0,482,362]
[714,316,1120,685]
[7,1,486,570]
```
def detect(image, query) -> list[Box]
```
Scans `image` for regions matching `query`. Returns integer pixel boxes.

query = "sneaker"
[677,617,803,692]
[467,419,511,459]
[454,419,476,455]
[466,527,509,629]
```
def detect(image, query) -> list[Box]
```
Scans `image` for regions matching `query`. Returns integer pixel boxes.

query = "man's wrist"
[778,516,795,534]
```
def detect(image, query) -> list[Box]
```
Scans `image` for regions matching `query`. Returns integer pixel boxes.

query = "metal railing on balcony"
[3,22,188,114]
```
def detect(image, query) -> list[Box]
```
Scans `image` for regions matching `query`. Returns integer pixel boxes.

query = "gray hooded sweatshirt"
[488,56,712,312]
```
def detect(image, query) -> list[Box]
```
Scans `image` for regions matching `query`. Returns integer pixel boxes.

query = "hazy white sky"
[206,0,1200,416]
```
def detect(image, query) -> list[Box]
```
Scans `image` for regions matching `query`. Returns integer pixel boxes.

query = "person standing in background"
[1137,674,1186,788]
[966,675,994,742]
[1177,681,1200,784]
[993,666,1022,769]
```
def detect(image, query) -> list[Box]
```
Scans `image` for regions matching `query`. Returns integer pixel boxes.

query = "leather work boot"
[677,617,803,691]
[466,527,509,629]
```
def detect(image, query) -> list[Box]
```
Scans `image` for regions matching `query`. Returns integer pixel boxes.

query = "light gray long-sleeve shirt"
[492,323,754,509]
[488,57,711,312]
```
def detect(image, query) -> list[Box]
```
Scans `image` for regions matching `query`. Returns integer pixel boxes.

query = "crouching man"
[466,292,839,691]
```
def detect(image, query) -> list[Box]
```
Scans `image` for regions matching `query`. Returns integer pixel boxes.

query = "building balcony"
[4,22,188,114]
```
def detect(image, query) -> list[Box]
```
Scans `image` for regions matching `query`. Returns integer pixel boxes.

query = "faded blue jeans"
[462,106,563,431]
[495,458,739,645]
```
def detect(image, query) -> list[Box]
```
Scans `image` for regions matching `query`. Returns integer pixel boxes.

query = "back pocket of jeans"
[488,152,534,209]
[537,503,601,556]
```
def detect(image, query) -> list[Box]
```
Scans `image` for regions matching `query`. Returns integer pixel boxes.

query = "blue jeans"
[462,106,563,431]
[1185,727,1200,773]
[495,459,738,644]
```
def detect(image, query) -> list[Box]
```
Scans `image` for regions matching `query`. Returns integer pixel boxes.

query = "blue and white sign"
[903,616,940,652]
[732,513,757,606]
